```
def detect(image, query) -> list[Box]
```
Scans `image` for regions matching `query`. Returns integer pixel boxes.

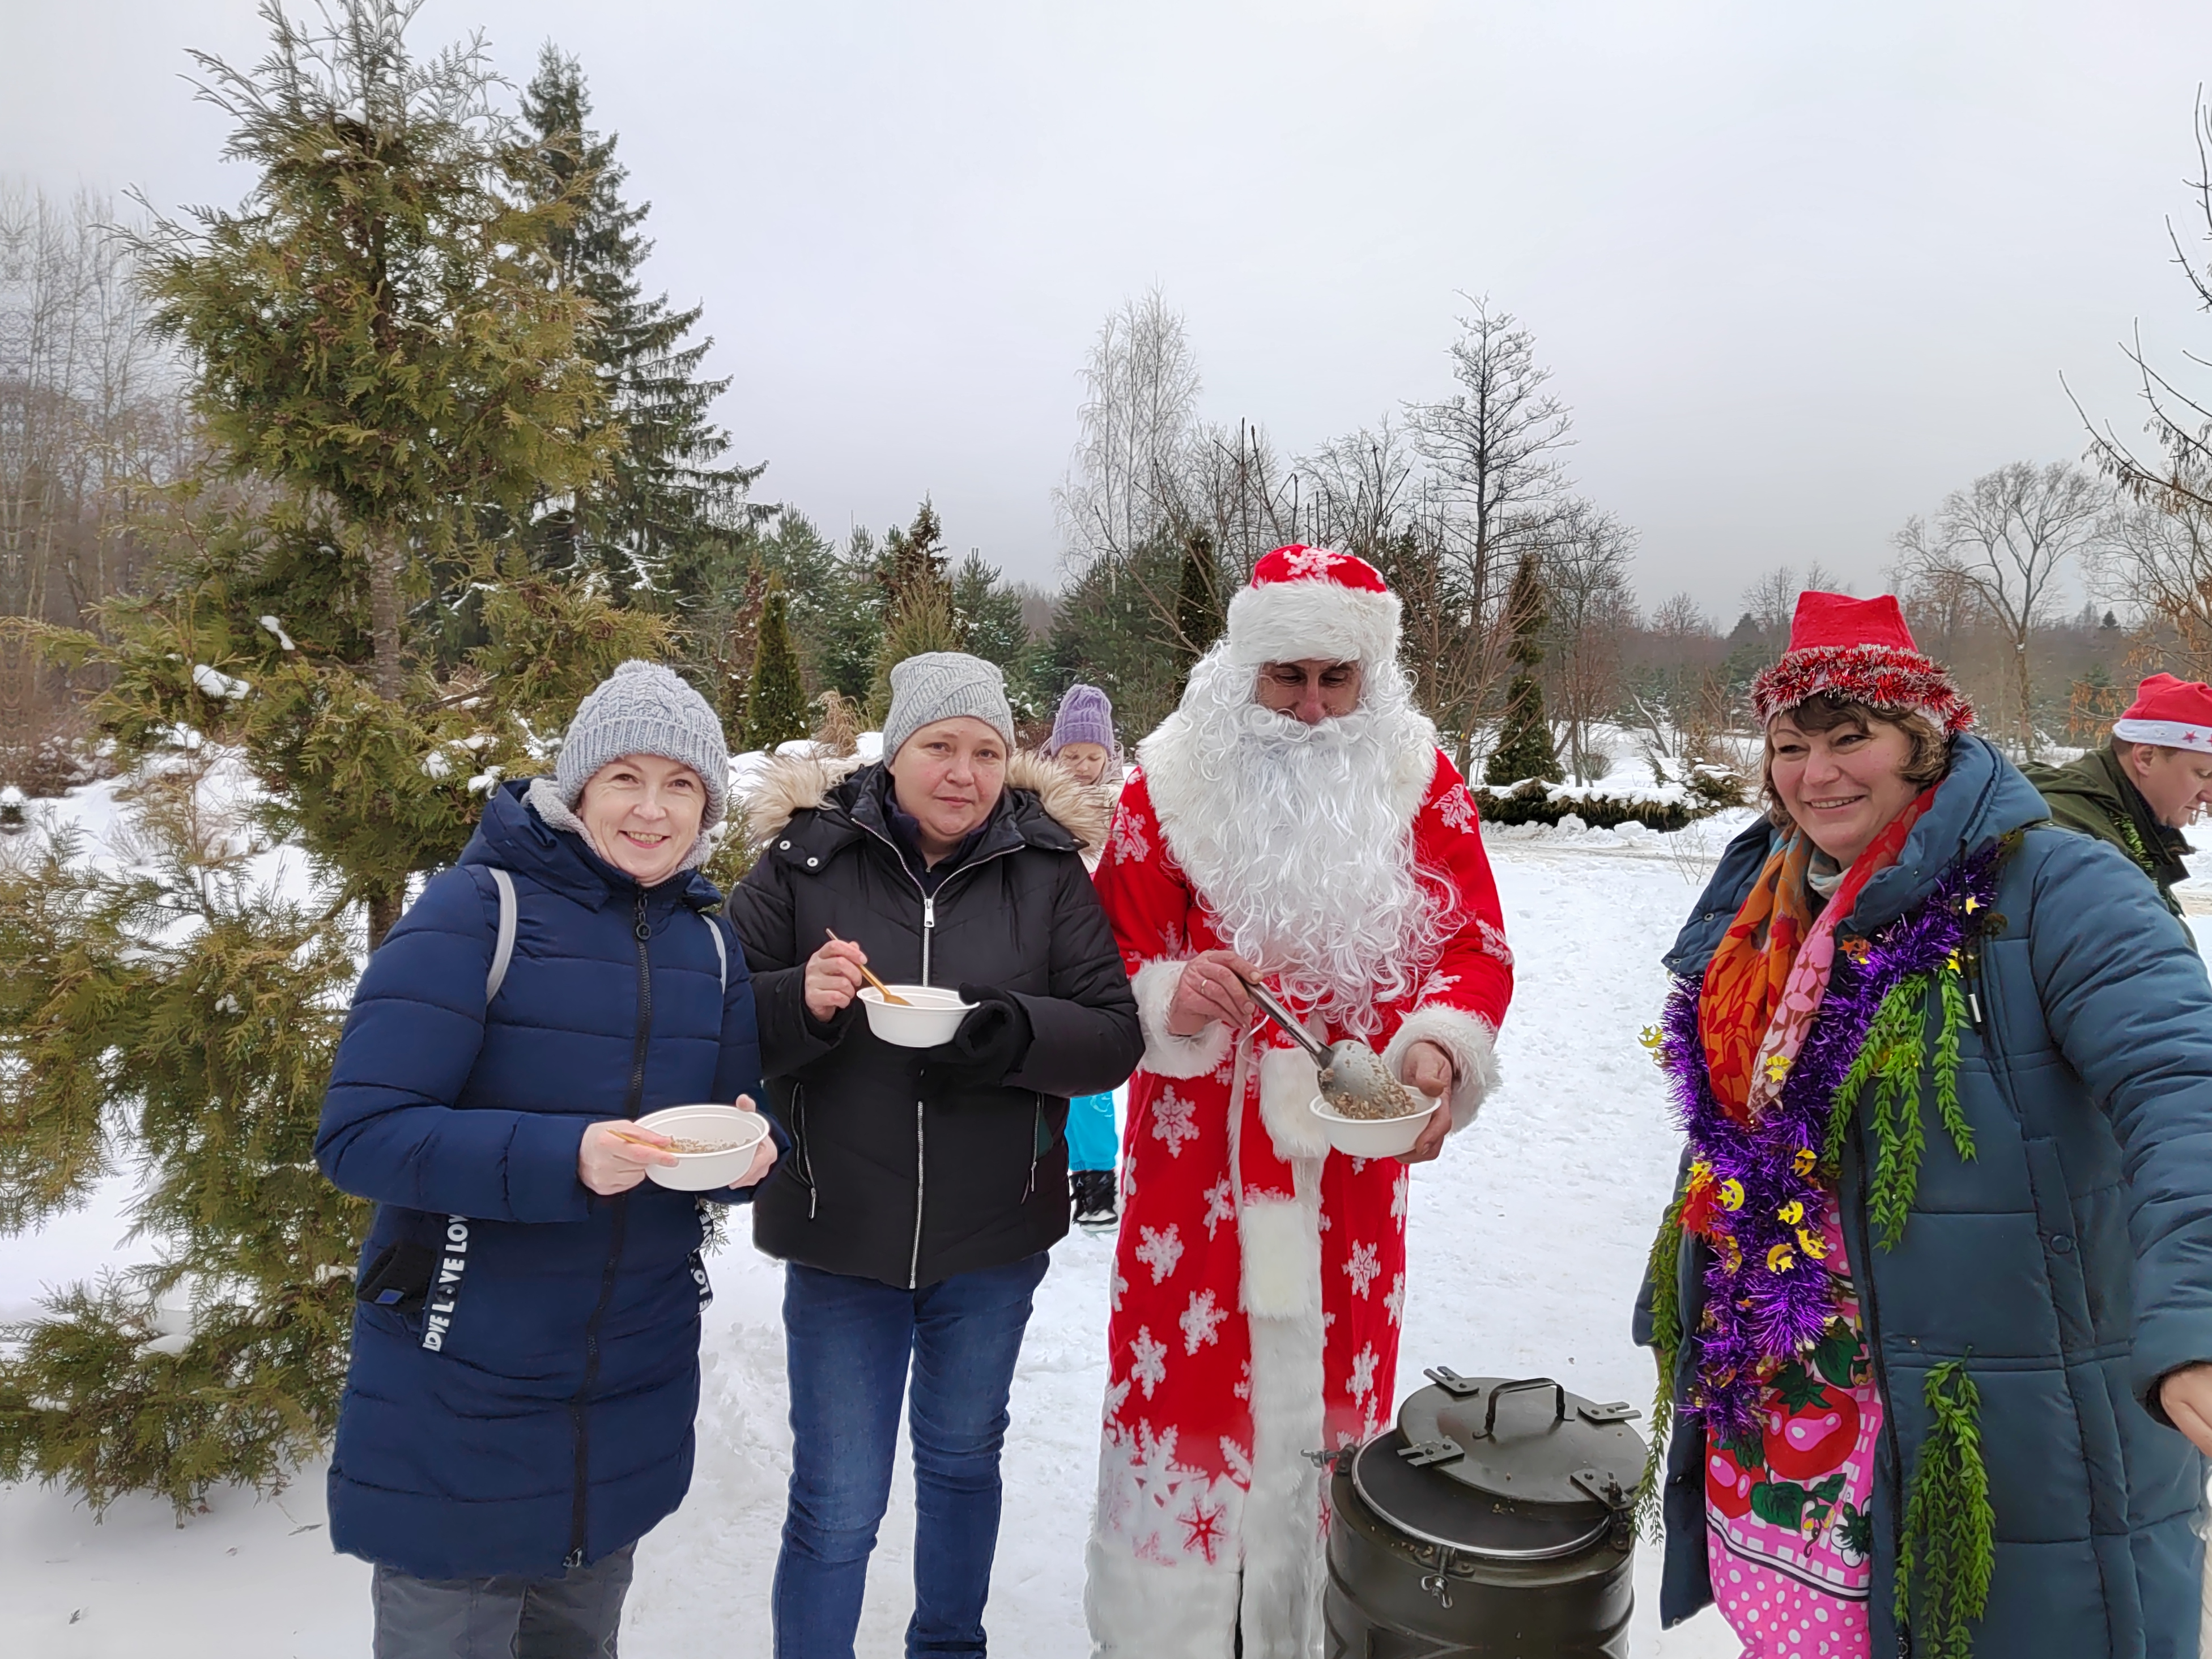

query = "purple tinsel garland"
[1657,839,2003,1441]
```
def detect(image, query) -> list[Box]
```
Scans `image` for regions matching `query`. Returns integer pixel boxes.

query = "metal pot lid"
[1349,1370,1644,1561]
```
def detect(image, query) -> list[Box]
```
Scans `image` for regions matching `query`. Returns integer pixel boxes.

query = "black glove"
[937,984,1035,1086]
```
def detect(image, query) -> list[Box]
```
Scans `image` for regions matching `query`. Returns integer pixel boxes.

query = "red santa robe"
[1082,724,1514,1657]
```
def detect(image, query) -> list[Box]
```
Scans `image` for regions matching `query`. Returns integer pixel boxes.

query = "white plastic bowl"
[858,984,973,1048]
[634,1104,772,1191]
[1308,1092,1443,1159]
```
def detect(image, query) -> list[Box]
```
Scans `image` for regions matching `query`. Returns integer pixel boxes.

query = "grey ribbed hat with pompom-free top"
[881,652,1016,761]
[551,660,729,828]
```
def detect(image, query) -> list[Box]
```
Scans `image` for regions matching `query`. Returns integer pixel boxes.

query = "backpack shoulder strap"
[484,867,518,1003]
[703,911,727,993]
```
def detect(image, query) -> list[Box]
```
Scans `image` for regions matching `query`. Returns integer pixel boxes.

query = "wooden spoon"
[827,928,910,1005]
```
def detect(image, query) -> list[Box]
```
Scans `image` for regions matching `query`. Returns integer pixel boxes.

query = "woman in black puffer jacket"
[728,651,1141,1659]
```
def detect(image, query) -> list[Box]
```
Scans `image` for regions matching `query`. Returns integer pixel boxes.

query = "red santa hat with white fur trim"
[1222,544,1402,666]
[1750,590,1973,734]
[2114,673,2212,754]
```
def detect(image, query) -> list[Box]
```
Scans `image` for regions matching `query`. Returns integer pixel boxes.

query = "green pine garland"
[1633,1190,1687,1541]
[1896,1360,1996,1659]
[1826,957,1988,1653]
[1657,944,1993,1647]
[1824,964,1975,1248]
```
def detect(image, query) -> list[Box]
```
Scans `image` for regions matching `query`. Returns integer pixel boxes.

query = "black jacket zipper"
[566,887,654,1566]
[849,821,1023,1289]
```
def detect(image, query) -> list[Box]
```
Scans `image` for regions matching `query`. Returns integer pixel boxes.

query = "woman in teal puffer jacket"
[1640,593,2212,1659]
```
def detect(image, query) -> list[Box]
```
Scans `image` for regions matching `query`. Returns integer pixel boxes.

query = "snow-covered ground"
[8,782,2210,1658]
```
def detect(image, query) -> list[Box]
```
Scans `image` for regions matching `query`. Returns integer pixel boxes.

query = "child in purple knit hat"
[1043,682,1116,790]
[1046,683,1122,1228]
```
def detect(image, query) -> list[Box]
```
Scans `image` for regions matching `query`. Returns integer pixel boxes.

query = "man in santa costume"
[1083,545,1515,1658]
[2026,671,2212,918]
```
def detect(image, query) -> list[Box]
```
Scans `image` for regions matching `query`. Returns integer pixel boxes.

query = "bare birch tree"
[1892,461,2111,756]
[1738,563,1851,638]
[1407,295,1573,629]
[1541,499,1636,781]
[2093,493,2212,678]
[2074,92,2212,518]
[2,181,188,789]
[1055,287,1201,568]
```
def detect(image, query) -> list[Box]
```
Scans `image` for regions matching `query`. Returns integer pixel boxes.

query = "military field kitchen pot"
[1325,1368,1645,1657]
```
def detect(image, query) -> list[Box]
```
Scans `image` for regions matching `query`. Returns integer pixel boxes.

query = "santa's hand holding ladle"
[1165,945,1457,1162]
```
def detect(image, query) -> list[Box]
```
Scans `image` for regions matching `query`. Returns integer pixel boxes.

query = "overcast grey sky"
[11,0,2212,618]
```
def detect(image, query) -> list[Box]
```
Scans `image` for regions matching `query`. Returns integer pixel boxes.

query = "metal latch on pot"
[1398,1437,1465,1468]
[1422,1365,1483,1397]
[1576,1399,1640,1425]
[1571,1466,1635,1547]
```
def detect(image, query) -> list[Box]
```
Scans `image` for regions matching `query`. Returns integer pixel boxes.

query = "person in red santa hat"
[2025,671,2212,918]
[1081,545,1513,1658]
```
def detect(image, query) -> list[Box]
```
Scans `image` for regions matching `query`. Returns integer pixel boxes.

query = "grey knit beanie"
[882,652,1016,760]
[552,660,729,828]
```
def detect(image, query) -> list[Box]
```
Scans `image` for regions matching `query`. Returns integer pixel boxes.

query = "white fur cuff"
[1084,1530,1240,1657]
[1257,1045,1331,1162]
[1239,1193,1322,1322]
[1131,958,1234,1080]
[1382,1005,1500,1133]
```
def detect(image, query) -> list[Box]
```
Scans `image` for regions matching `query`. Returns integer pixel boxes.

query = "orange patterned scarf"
[1699,795,1933,1122]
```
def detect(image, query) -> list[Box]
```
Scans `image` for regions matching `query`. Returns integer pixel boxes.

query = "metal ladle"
[1235,973,1424,1121]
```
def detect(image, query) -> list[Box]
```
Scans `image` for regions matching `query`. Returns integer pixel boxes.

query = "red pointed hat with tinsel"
[1222,544,1402,666]
[1750,590,1973,733]
[2114,672,2212,754]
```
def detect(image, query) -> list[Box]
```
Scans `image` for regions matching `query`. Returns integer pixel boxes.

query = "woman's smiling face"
[577,753,707,886]
[1766,711,1919,868]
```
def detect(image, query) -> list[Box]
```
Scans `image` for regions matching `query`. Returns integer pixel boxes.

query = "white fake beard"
[1156,654,1448,1036]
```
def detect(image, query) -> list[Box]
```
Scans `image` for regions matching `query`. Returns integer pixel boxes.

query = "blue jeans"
[773,1253,1050,1659]
[1065,1091,1118,1174]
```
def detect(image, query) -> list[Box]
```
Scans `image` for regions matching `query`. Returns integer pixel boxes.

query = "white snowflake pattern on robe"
[1201,1176,1235,1238]
[1112,806,1151,866]
[1344,1240,1382,1298]
[1349,1343,1380,1403]
[1477,917,1515,967]
[1150,1088,1198,1156]
[1436,782,1477,832]
[1391,1169,1410,1221]
[1417,967,1461,1001]
[1129,1326,1169,1398]
[1180,1288,1228,1355]
[1384,1271,1406,1326]
[1135,1223,1185,1283]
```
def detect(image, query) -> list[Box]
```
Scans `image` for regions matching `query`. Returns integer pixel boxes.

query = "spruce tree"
[0,0,669,1513]
[867,586,967,726]
[1044,537,1187,739]
[880,497,951,609]
[517,45,762,604]
[951,550,1041,718]
[740,575,810,753]
[867,500,964,723]
[1484,551,1564,785]
[129,0,623,945]
[1173,528,1225,683]
[745,511,881,705]
[952,550,1028,671]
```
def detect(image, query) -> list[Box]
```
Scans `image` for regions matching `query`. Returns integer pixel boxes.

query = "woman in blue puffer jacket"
[1640,595,2212,1659]
[317,661,775,1659]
